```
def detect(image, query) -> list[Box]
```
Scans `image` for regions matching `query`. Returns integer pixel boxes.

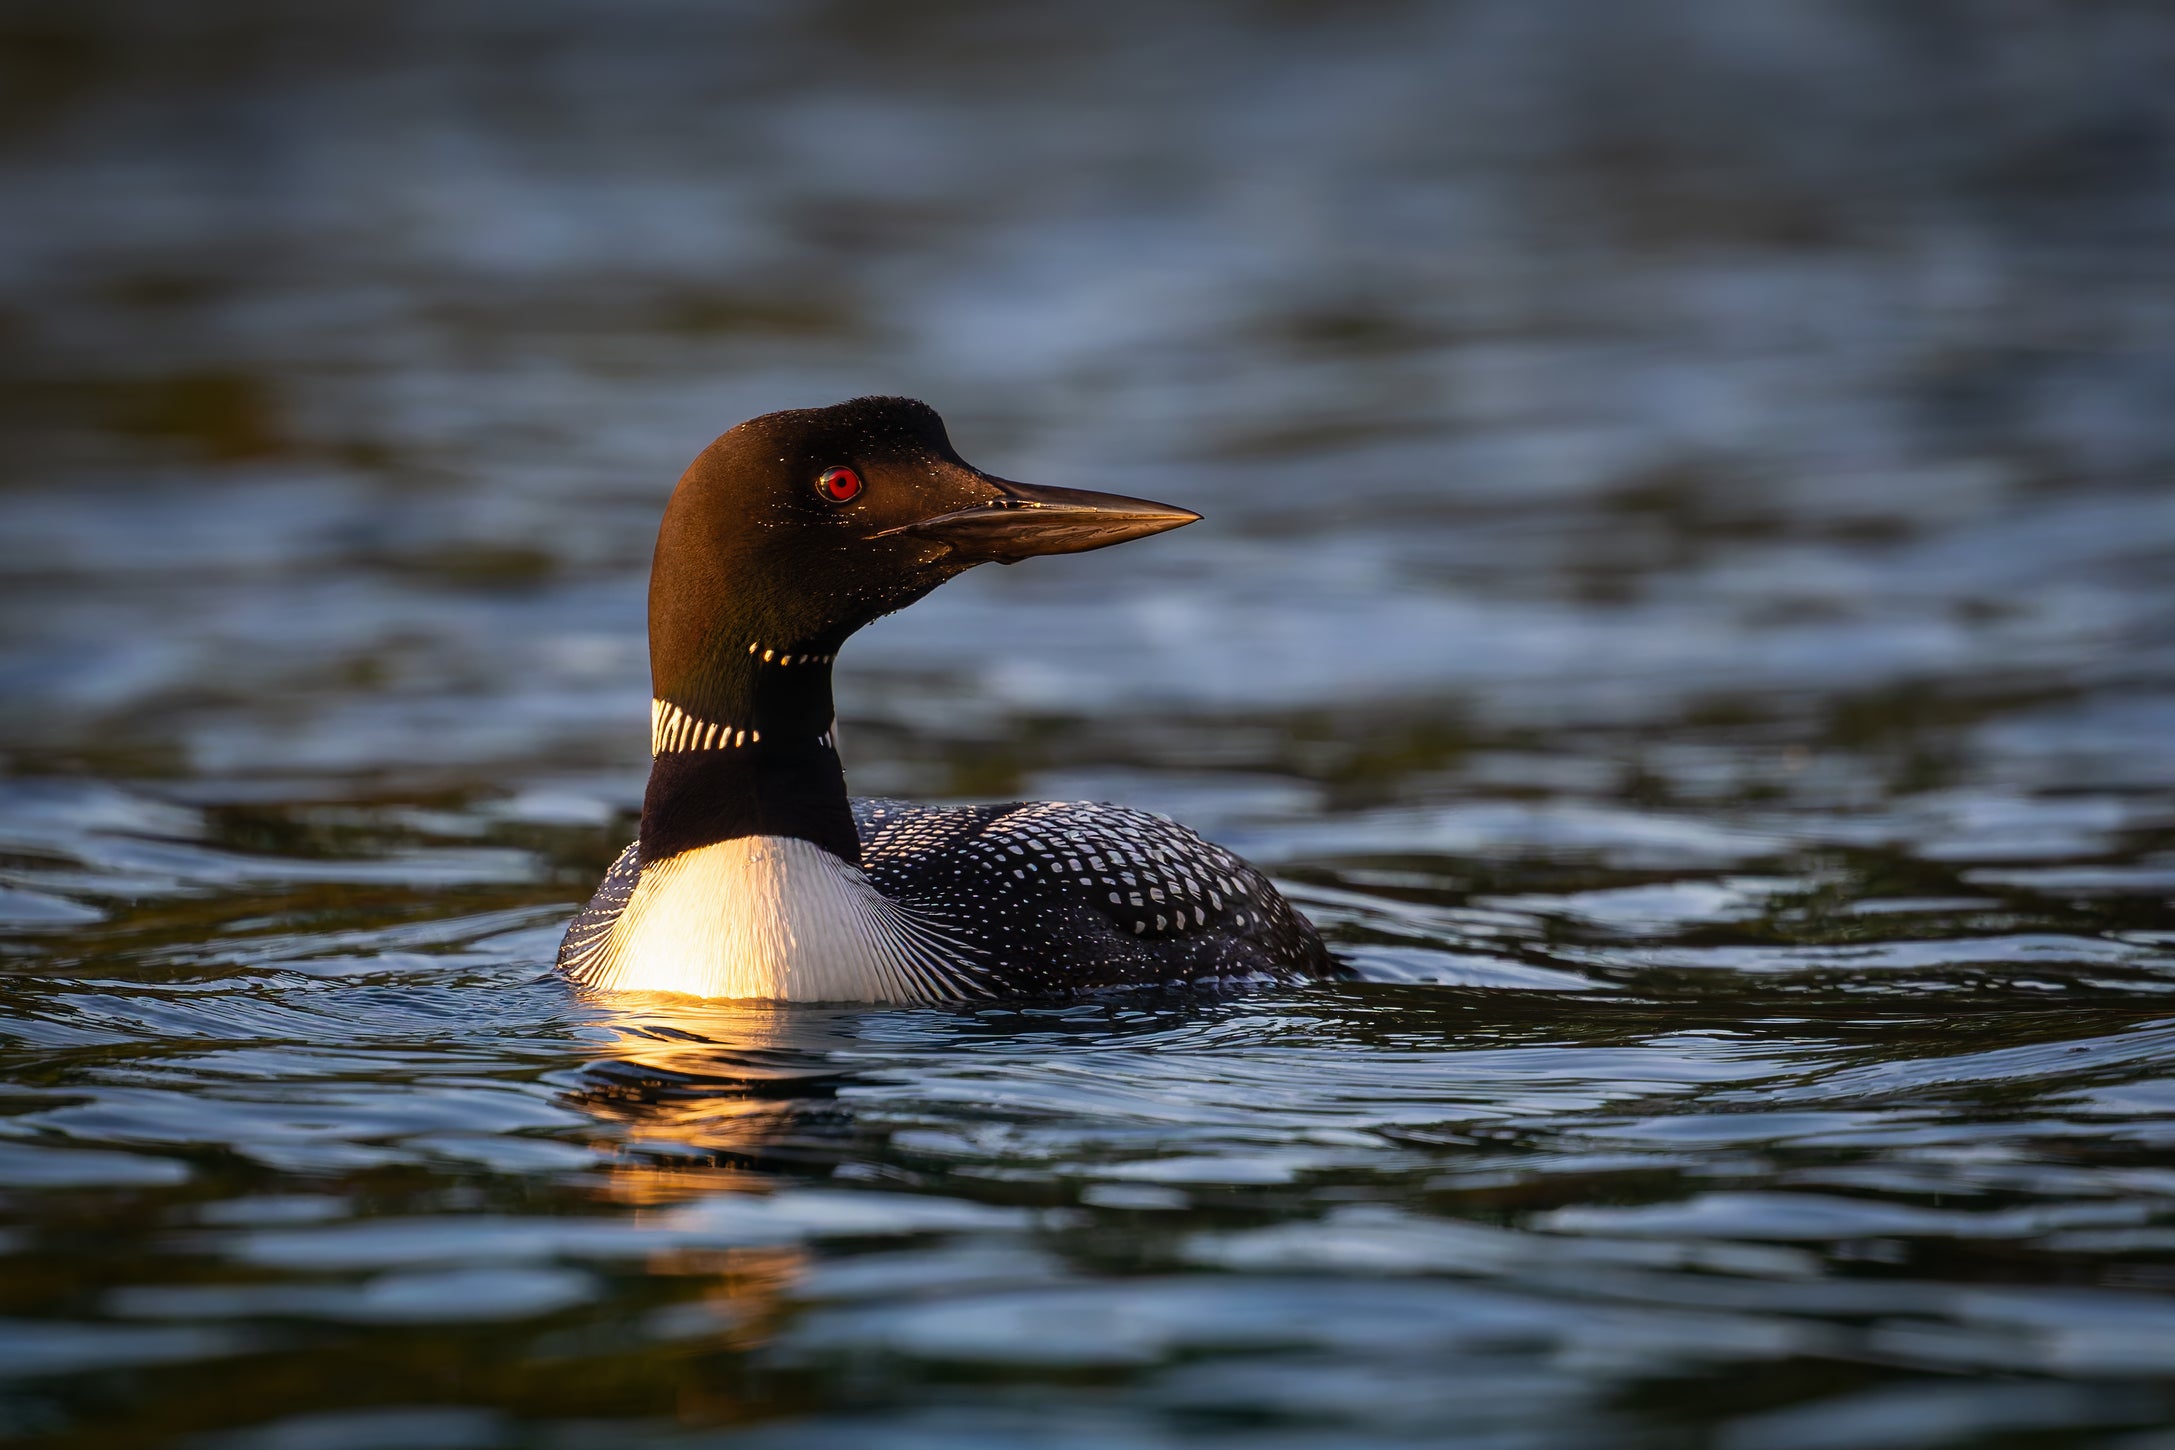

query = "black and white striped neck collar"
[649,699,838,756]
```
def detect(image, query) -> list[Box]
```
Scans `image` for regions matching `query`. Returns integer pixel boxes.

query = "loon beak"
[876,478,1200,564]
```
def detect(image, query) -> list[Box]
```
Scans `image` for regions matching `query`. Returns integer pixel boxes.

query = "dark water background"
[4,3,2175,1445]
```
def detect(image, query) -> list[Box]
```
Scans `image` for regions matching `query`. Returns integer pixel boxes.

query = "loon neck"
[639,644,857,866]
[654,636,843,750]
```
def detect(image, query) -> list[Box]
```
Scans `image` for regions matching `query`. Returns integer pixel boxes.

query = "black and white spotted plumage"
[849,797,1330,994]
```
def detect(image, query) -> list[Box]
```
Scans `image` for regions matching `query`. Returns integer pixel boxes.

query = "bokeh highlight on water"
[3,3,2175,1446]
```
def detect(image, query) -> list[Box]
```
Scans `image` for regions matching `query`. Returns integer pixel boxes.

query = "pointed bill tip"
[880,481,1201,563]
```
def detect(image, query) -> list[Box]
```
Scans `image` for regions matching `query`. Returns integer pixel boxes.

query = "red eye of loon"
[817,466,862,503]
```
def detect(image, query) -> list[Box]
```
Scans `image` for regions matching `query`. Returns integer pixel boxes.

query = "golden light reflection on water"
[569,996,832,1368]
[649,1245,808,1342]
[568,991,874,1179]
[595,1162,777,1207]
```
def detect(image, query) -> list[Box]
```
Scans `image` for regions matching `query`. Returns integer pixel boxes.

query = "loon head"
[637,397,1197,865]
[649,396,1198,711]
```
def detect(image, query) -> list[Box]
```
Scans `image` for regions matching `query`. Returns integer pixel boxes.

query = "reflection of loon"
[559,397,1331,1001]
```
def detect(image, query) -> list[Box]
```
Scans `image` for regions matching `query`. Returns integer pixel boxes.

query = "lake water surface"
[4,5,2175,1446]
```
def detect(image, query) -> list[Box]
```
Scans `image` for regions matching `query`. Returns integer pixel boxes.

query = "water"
[4,3,2175,1445]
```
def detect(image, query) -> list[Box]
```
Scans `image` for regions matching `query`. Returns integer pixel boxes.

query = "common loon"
[558,396,1333,1001]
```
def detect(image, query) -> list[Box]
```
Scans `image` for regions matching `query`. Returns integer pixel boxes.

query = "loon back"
[554,396,1333,1001]
[560,799,1330,1001]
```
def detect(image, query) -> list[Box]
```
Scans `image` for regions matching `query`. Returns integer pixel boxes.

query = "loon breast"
[560,836,984,1002]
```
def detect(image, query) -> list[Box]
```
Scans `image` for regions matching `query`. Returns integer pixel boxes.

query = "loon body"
[558,397,1332,1001]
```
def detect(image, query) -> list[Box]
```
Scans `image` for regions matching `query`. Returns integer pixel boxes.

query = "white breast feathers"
[565,835,982,1002]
